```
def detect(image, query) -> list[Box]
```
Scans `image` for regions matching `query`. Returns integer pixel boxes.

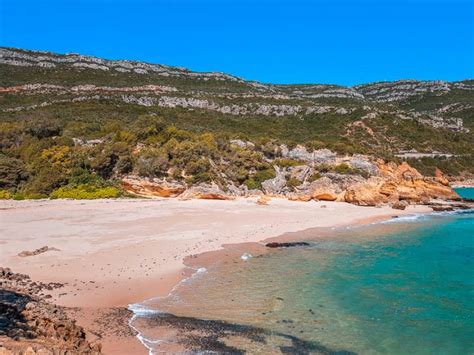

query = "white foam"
[127,264,210,353]
[241,252,252,261]
[128,303,162,316]
[196,267,207,273]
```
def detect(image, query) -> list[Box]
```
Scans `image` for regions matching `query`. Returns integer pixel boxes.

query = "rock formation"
[178,184,235,201]
[0,268,101,354]
[121,176,186,198]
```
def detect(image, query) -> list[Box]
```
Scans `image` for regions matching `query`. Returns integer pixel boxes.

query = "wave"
[127,265,209,354]
[379,208,474,224]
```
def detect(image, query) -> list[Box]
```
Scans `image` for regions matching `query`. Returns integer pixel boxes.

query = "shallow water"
[131,190,474,354]
[455,187,474,199]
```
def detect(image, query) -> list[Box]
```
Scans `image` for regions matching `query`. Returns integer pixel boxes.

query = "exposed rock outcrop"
[0,268,101,354]
[122,176,186,198]
[178,184,235,200]
[261,167,286,195]
[119,156,460,209]
[345,162,460,206]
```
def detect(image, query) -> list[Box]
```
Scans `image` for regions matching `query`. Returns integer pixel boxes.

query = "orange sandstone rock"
[122,176,185,198]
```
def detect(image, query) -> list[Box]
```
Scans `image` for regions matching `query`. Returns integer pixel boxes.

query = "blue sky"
[0,0,473,85]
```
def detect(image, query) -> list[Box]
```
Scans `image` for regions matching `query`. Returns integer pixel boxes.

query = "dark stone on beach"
[392,200,408,210]
[265,242,310,248]
[18,246,60,257]
[431,205,454,212]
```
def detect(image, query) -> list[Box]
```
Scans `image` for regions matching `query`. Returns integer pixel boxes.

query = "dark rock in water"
[265,242,310,248]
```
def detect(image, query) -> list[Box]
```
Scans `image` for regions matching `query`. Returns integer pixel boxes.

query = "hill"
[0,47,472,199]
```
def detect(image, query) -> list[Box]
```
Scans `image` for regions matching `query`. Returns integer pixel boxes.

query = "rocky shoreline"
[0,268,101,354]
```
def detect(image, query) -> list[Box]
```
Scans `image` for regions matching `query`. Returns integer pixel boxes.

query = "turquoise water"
[133,189,474,354]
[455,187,474,199]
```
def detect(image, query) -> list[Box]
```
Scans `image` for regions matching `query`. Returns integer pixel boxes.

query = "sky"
[0,0,473,85]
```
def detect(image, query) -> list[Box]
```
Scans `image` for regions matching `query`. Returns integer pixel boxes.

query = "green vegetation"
[0,48,472,200]
[50,184,121,199]
[407,156,474,177]
[244,169,276,190]
[0,189,12,199]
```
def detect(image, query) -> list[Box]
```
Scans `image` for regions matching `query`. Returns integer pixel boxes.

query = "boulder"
[344,178,387,206]
[376,161,460,203]
[122,176,185,198]
[256,196,271,205]
[392,200,409,210]
[261,167,286,195]
[308,177,342,201]
[314,193,337,201]
[289,165,311,182]
[287,194,312,202]
[348,155,379,176]
[280,145,336,164]
[179,184,234,200]
[226,183,245,196]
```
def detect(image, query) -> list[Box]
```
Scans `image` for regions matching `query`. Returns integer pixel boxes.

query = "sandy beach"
[0,197,431,353]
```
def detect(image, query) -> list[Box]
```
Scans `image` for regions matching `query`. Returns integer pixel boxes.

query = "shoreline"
[128,209,439,353]
[0,197,432,353]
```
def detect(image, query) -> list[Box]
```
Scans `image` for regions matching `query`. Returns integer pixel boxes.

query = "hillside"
[0,47,473,199]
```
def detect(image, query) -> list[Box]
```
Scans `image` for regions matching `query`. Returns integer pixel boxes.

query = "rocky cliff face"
[121,149,461,210]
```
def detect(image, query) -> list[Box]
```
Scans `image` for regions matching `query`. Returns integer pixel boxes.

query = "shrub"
[254,169,276,183]
[333,163,352,174]
[244,168,276,189]
[188,172,212,184]
[137,148,169,177]
[0,155,28,188]
[0,189,12,199]
[244,178,259,190]
[50,184,121,199]
[132,115,166,141]
[308,172,321,182]
[286,177,301,189]
[26,120,62,138]
[305,140,326,151]
[185,158,210,175]
[13,193,26,200]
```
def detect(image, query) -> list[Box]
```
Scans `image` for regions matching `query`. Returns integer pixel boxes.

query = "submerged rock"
[265,242,310,248]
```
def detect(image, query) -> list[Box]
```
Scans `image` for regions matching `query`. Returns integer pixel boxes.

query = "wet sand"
[0,197,431,353]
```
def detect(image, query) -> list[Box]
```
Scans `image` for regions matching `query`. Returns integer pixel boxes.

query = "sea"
[130,188,474,354]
